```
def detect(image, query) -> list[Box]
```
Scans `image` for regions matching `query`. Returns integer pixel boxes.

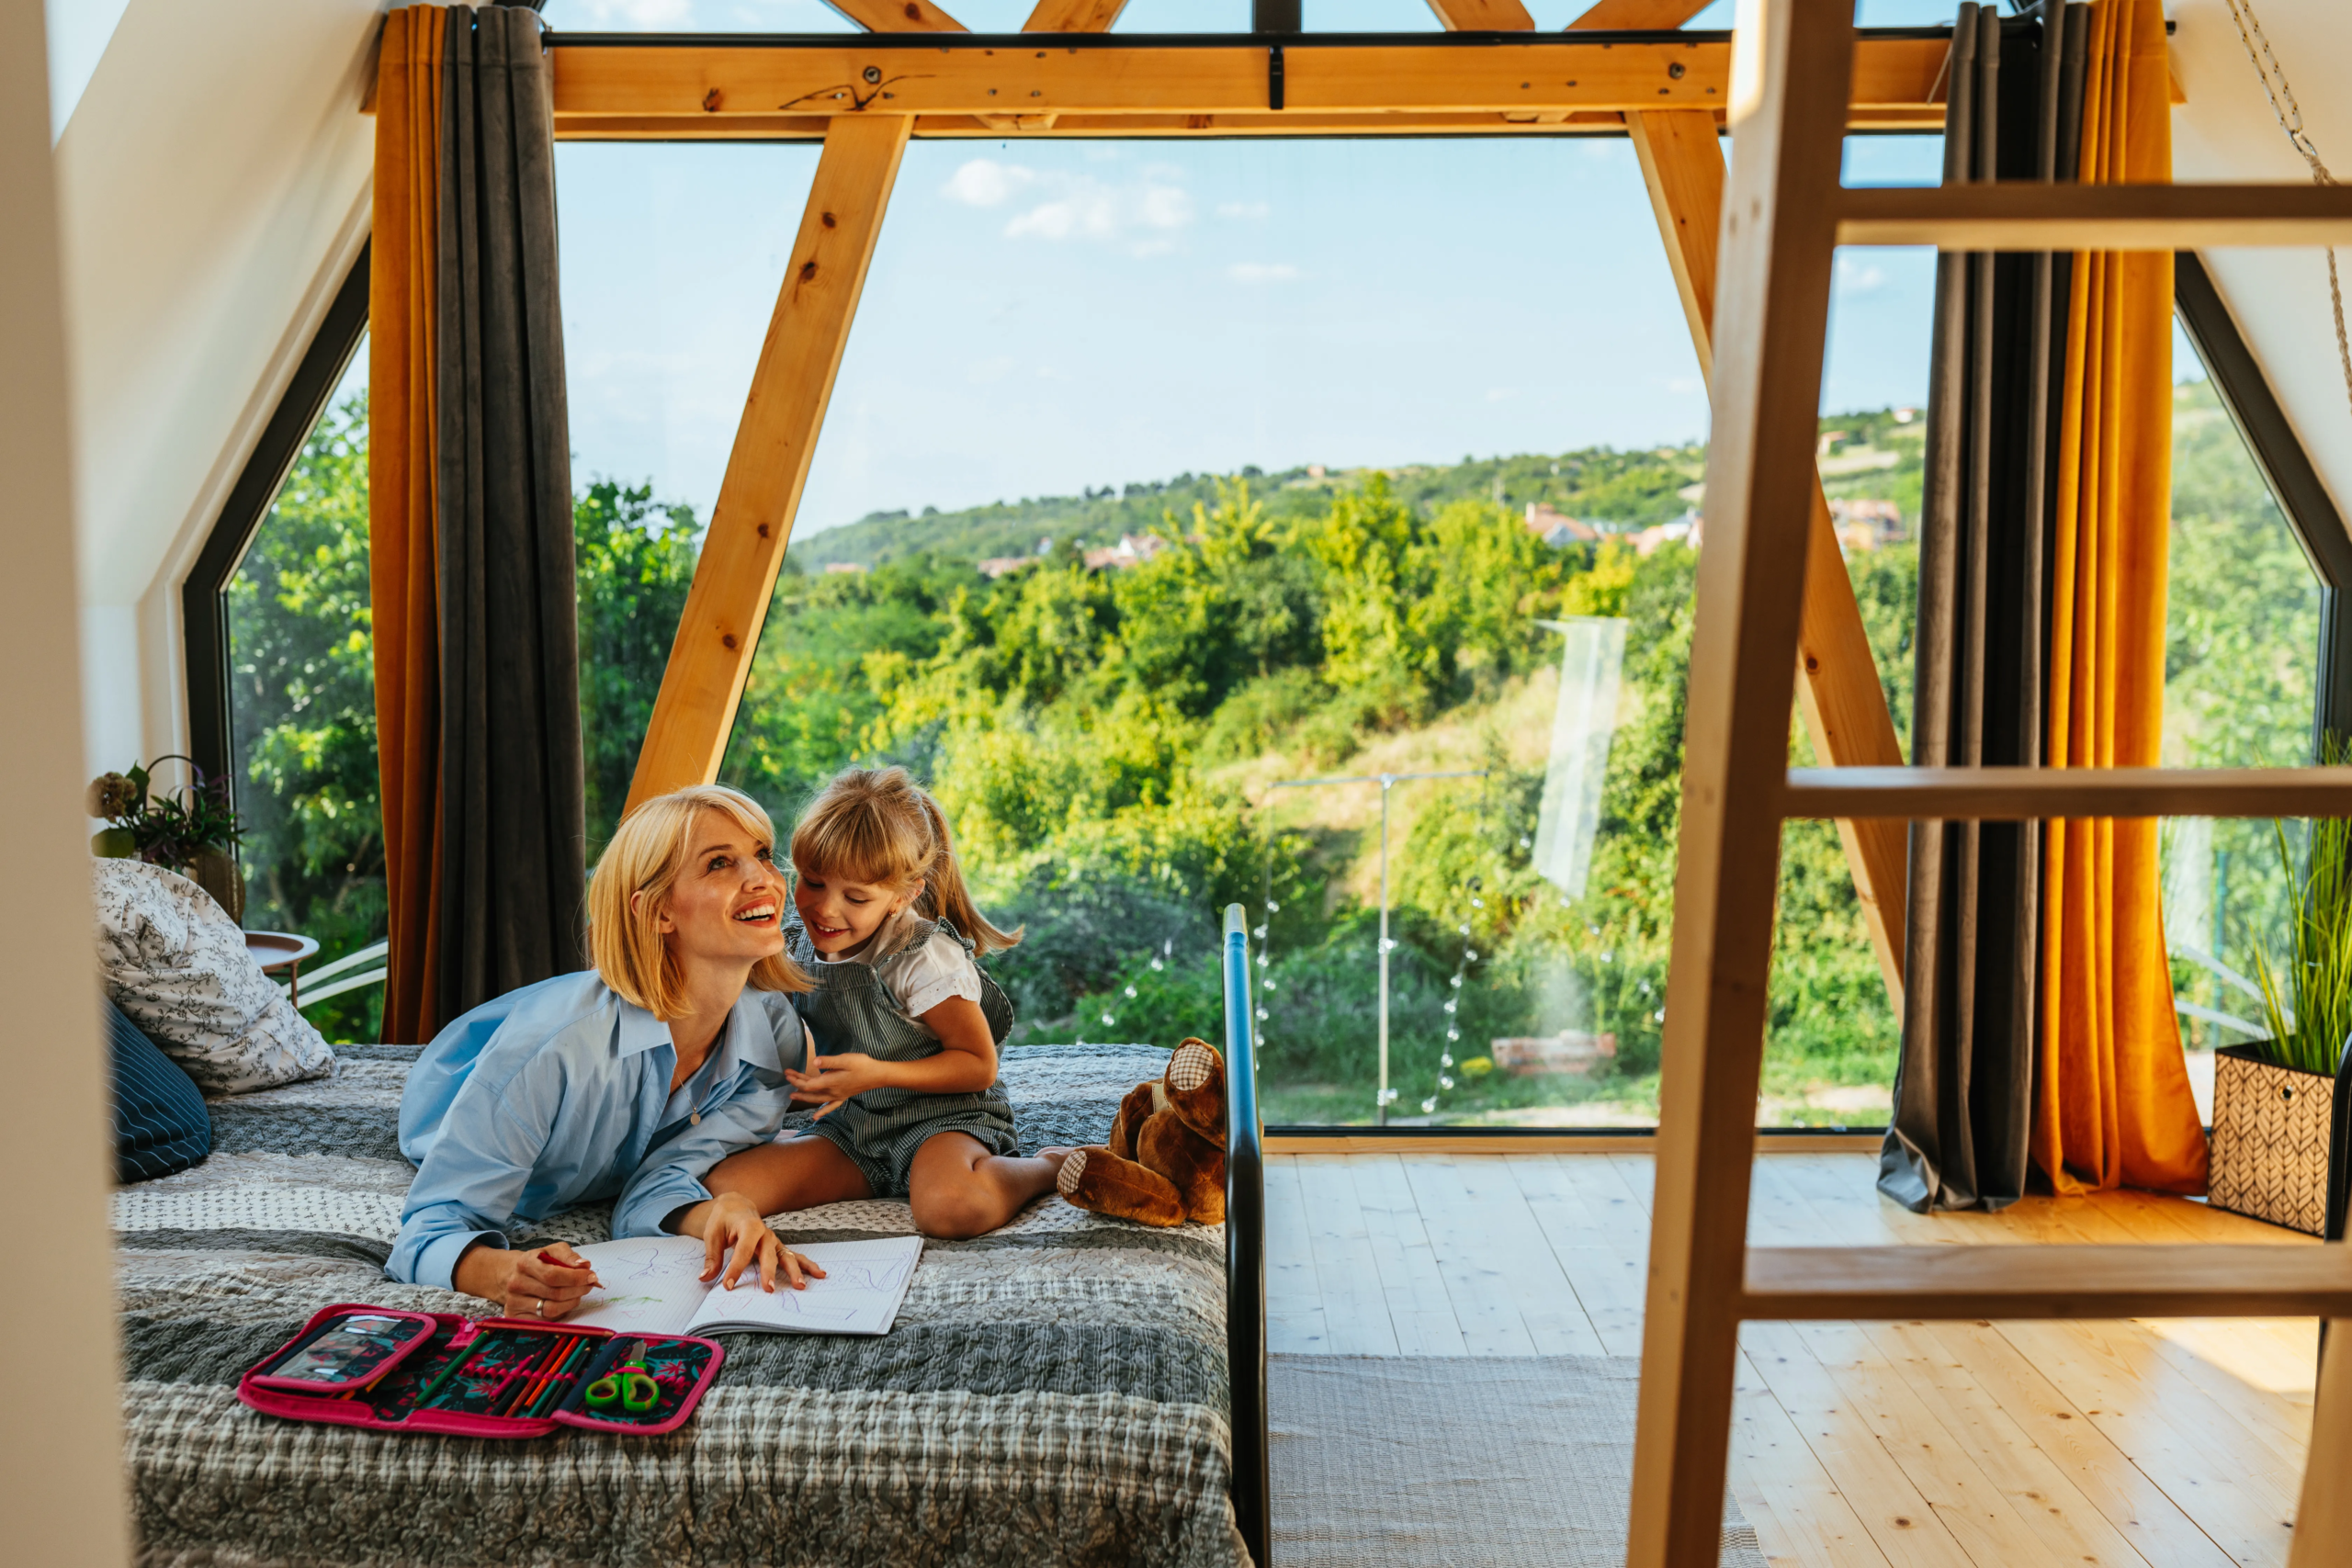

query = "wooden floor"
[1266,1151,2319,1568]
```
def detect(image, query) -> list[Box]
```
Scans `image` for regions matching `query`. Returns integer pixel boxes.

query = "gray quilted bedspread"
[119,1042,1243,1568]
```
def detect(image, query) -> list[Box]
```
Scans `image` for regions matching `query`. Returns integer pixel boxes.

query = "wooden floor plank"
[1415,1156,1607,1356]
[1918,1321,2241,1568]
[1263,1157,1329,1353]
[1289,1156,1400,1357]
[1792,1319,2109,1568]
[1994,1318,2305,1567]
[1398,1156,1545,1355]
[1346,1154,1469,1357]
[1740,1321,1984,1568]
[1512,1155,1650,1356]
[1853,1319,2165,1568]
[1731,1345,1900,1568]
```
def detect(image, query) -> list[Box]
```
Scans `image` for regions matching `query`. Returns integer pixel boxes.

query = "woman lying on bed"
[388,784,825,1320]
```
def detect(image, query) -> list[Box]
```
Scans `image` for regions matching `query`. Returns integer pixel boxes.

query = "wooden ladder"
[1628,5,2352,1567]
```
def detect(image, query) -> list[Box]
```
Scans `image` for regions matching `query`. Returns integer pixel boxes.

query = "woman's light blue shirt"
[389,971,807,1289]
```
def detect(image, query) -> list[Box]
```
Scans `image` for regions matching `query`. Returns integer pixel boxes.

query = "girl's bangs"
[792,805,923,886]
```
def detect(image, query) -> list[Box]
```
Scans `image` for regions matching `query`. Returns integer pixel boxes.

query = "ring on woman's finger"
[533,1297,544,1317]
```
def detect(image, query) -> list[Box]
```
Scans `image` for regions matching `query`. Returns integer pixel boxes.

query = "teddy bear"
[1057,1037,1227,1227]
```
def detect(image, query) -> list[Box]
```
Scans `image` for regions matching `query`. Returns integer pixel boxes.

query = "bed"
[117,973,1270,1568]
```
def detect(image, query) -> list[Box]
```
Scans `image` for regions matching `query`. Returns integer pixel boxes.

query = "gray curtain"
[1880,3,2086,1213]
[435,3,587,1019]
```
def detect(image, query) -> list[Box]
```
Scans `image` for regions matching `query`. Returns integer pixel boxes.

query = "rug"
[1270,1356,1769,1568]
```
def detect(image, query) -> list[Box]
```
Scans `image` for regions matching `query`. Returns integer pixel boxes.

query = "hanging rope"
[2222,0,2352,425]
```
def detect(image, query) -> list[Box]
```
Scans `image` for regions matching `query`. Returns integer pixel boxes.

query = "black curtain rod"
[544,25,1967,50]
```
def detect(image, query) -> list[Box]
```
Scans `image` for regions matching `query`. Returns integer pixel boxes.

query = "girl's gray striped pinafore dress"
[786,911,1021,1197]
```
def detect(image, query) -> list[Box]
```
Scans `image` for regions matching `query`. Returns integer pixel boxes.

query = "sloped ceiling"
[58,0,384,776]
[2173,0,2352,537]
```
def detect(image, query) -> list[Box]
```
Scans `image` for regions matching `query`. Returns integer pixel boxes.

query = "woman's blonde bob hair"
[588,784,810,1018]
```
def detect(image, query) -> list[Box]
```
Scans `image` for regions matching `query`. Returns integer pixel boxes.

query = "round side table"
[244,931,322,1005]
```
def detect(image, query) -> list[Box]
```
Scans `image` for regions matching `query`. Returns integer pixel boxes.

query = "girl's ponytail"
[914,792,1023,955]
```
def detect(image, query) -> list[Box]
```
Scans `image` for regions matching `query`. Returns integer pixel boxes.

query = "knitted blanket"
[119,1042,1243,1568]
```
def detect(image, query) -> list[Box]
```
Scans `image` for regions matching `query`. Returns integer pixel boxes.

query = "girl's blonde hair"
[588,784,811,1018]
[791,766,1022,955]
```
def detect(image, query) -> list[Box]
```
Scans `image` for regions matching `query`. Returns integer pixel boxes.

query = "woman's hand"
[785,1052,888,1119]
[676,1192,829,1292]
[451,1240,602,1321]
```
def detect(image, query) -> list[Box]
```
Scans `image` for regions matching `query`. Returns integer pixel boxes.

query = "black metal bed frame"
[1220,902,1270,1567]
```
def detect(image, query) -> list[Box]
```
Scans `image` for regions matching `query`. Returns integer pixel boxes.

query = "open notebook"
[563,1234,923,1337]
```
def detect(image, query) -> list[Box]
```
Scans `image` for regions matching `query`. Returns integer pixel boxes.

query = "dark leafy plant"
[88,755,243,872]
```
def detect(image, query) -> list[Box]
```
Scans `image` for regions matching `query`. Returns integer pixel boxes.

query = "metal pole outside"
[1377,776,1391,1126]
[1262,767,1487,1126]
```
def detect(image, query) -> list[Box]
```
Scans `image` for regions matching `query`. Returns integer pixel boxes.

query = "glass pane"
[553,129,1936,1127]
[2161,327,2324,1117]
[224,346,386,1043]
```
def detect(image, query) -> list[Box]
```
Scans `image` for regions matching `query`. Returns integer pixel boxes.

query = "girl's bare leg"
[706,1134,872,1216]
[908,1134,1072,1239]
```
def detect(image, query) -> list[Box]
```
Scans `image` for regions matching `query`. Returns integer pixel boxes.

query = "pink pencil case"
[236,1303,723,1438]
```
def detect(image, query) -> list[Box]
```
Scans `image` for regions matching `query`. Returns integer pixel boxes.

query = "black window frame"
[2173,249,2352,749]
[181,245,371,792]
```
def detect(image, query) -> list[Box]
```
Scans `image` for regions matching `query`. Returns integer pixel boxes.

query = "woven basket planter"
[2207,1043,2336,1236]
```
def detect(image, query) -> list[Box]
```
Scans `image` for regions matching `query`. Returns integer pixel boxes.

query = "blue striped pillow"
[108,998,211,1182]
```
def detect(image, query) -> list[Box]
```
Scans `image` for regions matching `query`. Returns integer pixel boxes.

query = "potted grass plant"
[2211,807,2352,1235]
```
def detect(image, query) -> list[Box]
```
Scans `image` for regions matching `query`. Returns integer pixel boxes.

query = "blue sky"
[555,129,1945,536]
[537,0,1987,536]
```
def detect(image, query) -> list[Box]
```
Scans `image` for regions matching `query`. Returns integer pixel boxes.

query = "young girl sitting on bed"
[699,766,1069,1238]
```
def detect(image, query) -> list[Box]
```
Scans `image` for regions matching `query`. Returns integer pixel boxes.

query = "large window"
[2160,329,2326,1117]
[223,347,387,1043]
[557,123,1936,1127]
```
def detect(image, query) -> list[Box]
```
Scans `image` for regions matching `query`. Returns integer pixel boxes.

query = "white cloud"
[942,159,1039,209]
[1216,201,1271,220]
[987,169,1195,252]
[1227,262,1300,285]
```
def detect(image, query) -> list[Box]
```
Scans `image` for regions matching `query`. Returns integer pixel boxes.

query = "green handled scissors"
[584,1340,660,1415]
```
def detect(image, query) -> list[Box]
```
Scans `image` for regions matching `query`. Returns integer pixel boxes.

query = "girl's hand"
[453,1240,601,1320]
[785,1053,888,1119]
[687,1193,828,1292]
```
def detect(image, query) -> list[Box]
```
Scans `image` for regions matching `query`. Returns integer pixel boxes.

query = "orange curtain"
[2033,0,2205,1196]
[369,7,447,1045]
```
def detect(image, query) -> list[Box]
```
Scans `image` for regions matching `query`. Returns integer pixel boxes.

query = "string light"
[1422,773,1498,1118]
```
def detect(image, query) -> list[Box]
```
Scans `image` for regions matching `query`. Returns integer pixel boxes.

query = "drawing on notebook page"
[566,1234,924,1337]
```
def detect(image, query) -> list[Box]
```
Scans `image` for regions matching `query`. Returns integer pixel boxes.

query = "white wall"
[0,0,133,1557]
[2173,0,2352,527]
[56,0,384,783]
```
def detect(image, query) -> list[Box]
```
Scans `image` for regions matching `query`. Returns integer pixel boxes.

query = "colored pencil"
[499,1334,576,1418]
[409,1335,472,1410]
[514,1333,588,1417]
[526,1337,597,1418]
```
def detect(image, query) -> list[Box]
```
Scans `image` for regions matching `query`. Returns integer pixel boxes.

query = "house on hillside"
[1524,501,1600,547]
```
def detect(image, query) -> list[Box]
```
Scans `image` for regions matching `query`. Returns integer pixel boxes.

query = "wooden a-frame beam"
[1627,107,1909,1003]
[1023,0,1128,29]
[624,115,913,811]
[1566,0,1716,26]
[1537,0,1908,1002]
[1423,0,1536,28]
[825,0,968,31]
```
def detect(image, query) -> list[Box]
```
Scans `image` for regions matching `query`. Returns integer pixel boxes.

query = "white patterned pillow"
[91,858,335,1095]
